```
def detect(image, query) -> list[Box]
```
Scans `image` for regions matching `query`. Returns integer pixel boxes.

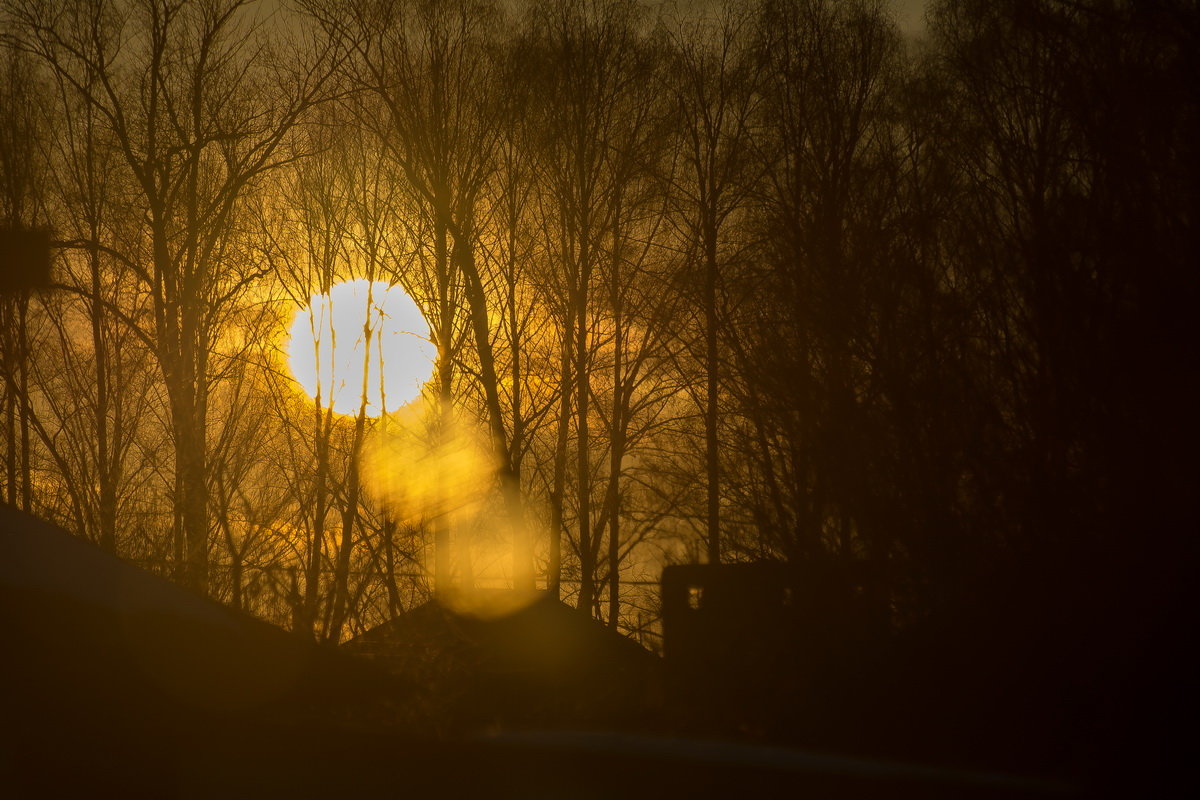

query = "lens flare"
[362,403,497,527]
[363,403,538,609]
[286,280,436,416]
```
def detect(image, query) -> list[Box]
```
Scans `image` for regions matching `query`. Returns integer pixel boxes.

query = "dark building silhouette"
[0,508,1070,798]
[343,591,660,732]
[0,505,415,794]
[662,562,888,739]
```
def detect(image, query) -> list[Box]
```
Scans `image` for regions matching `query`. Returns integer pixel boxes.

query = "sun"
[286,279,436,416]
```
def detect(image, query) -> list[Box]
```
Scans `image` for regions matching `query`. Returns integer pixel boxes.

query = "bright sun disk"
[286,279,436,416]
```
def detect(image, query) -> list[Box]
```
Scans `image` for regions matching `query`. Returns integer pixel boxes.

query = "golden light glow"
[362,404,497,527]
[286,280,436,416]
[362,403,538,612]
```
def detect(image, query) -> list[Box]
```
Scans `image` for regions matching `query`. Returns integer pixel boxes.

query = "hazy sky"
[888,0,930,39]
[256,1,933,40]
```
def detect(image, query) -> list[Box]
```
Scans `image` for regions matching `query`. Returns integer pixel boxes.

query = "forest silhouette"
[0,0,1196,796]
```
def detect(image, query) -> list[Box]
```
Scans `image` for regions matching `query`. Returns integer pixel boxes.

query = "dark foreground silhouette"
[2,505,1183,798]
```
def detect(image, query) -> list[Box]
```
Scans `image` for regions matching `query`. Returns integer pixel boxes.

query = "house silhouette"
[343,590,660,733]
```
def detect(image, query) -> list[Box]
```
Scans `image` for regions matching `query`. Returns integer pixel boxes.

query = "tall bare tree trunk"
[90,236,116,552]
[547,307,573,600]
[703,209,721,565]
[575,255,594,614]
[301,398,333,637]
[606,259,624,628]
[434,211,453,595]
[381,519,403,618]
[327,282,378,642]
[451,227,531,591]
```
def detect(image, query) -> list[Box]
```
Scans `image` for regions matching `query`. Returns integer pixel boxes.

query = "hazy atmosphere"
[1,0,1195,796]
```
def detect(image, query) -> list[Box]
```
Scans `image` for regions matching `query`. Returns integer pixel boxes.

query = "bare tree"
[0,46,45,514]
[4,0,339,593]
[662,5,760,566]
[519,0,667,616]
[734,0,900,563]
[307,0,534,591]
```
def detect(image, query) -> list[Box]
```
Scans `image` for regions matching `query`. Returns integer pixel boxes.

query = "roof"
[0,504,417,742]
[344,590,660,731]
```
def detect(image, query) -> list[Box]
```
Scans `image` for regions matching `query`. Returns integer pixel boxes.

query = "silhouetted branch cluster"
[0,0,1194,671]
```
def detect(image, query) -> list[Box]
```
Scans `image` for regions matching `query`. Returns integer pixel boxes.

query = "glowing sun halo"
[286,280,436,416]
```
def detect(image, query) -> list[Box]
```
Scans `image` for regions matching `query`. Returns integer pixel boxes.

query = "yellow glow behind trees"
[286,280,436,416]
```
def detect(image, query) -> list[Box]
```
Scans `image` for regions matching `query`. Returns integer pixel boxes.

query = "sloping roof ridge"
[346,591,659,662]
